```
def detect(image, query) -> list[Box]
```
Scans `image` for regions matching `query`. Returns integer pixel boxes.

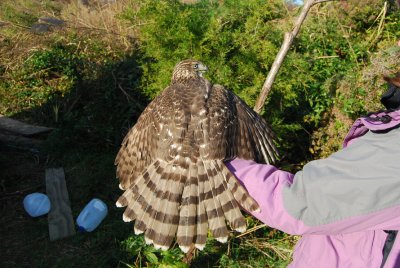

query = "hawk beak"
[197,63,208,77]
[199,64,208,72]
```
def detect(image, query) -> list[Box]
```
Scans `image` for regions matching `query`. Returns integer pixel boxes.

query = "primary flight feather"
[115,59,278,252]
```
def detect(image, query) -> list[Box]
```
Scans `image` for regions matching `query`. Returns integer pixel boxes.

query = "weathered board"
[45,168,76,241]
[0,114,52,136]
[0,132,42,149]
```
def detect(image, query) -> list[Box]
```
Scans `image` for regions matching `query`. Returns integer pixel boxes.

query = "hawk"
[115,59,278,252]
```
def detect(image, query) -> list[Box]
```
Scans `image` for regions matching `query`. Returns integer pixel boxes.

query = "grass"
[60,0,137,49]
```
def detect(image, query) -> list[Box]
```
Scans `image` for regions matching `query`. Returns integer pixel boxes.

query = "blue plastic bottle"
[23,193,51,217]
[76,198,108,232]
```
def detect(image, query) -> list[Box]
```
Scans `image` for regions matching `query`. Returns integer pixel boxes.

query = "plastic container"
[76,198,108,232]
[23,193,51,217]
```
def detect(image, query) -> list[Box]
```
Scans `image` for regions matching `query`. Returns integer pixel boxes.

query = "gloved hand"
[381,74,400,110]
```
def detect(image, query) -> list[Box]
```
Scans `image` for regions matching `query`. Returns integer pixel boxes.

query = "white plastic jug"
[76,198,108,232]
[23,193,51,217]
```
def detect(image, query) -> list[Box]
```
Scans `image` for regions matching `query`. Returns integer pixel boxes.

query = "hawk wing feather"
[208,84,279,163]
[116,93,165,189]
[115,85,189,189]
[235,93,279,163]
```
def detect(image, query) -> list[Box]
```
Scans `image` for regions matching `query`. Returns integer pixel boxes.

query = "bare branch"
[313,0,338,5]
[253,0,337,114]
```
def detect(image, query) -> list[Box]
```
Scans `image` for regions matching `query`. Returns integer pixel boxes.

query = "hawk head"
[171,59,208,84]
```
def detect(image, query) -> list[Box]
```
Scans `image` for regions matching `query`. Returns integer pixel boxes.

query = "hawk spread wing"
[115,59,279,252]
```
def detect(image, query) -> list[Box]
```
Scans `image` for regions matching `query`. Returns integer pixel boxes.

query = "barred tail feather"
[148,163,184,250]
[135,170,162,242]
[176,170,198,252]
[201,160,229,242]
[131,163,160,234]
[156,164,185,249]
[118,162,158,223]
[144,161,170,248]
[195,179,208,250]
[211,161,247,232]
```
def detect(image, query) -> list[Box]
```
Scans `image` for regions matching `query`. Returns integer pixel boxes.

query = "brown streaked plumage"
[115,59,279,252]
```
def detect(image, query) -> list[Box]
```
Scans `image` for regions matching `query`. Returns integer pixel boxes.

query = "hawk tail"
[115,159,259,252]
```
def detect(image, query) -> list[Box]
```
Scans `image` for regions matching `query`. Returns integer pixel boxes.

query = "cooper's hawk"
[115,59,278,252]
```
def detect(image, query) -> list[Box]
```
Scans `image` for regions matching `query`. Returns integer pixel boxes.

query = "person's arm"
[227,127,400,235]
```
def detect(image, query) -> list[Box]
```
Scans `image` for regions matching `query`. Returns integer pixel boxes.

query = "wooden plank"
[45,168,76,240]
[0,132,42,149]
[0,114,52,136]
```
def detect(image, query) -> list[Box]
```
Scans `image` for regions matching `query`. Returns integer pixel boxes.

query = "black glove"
[381,74,400,110]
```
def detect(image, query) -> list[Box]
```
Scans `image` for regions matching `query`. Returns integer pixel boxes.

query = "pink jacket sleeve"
[226,156,400,235]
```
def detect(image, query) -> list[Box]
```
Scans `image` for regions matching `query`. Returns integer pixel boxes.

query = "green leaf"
[144,251,158,264]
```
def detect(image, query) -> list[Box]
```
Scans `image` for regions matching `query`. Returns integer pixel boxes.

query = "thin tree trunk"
[253,0,337,114]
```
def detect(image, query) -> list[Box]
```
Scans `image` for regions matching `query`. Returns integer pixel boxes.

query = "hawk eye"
[194,63,199,69]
